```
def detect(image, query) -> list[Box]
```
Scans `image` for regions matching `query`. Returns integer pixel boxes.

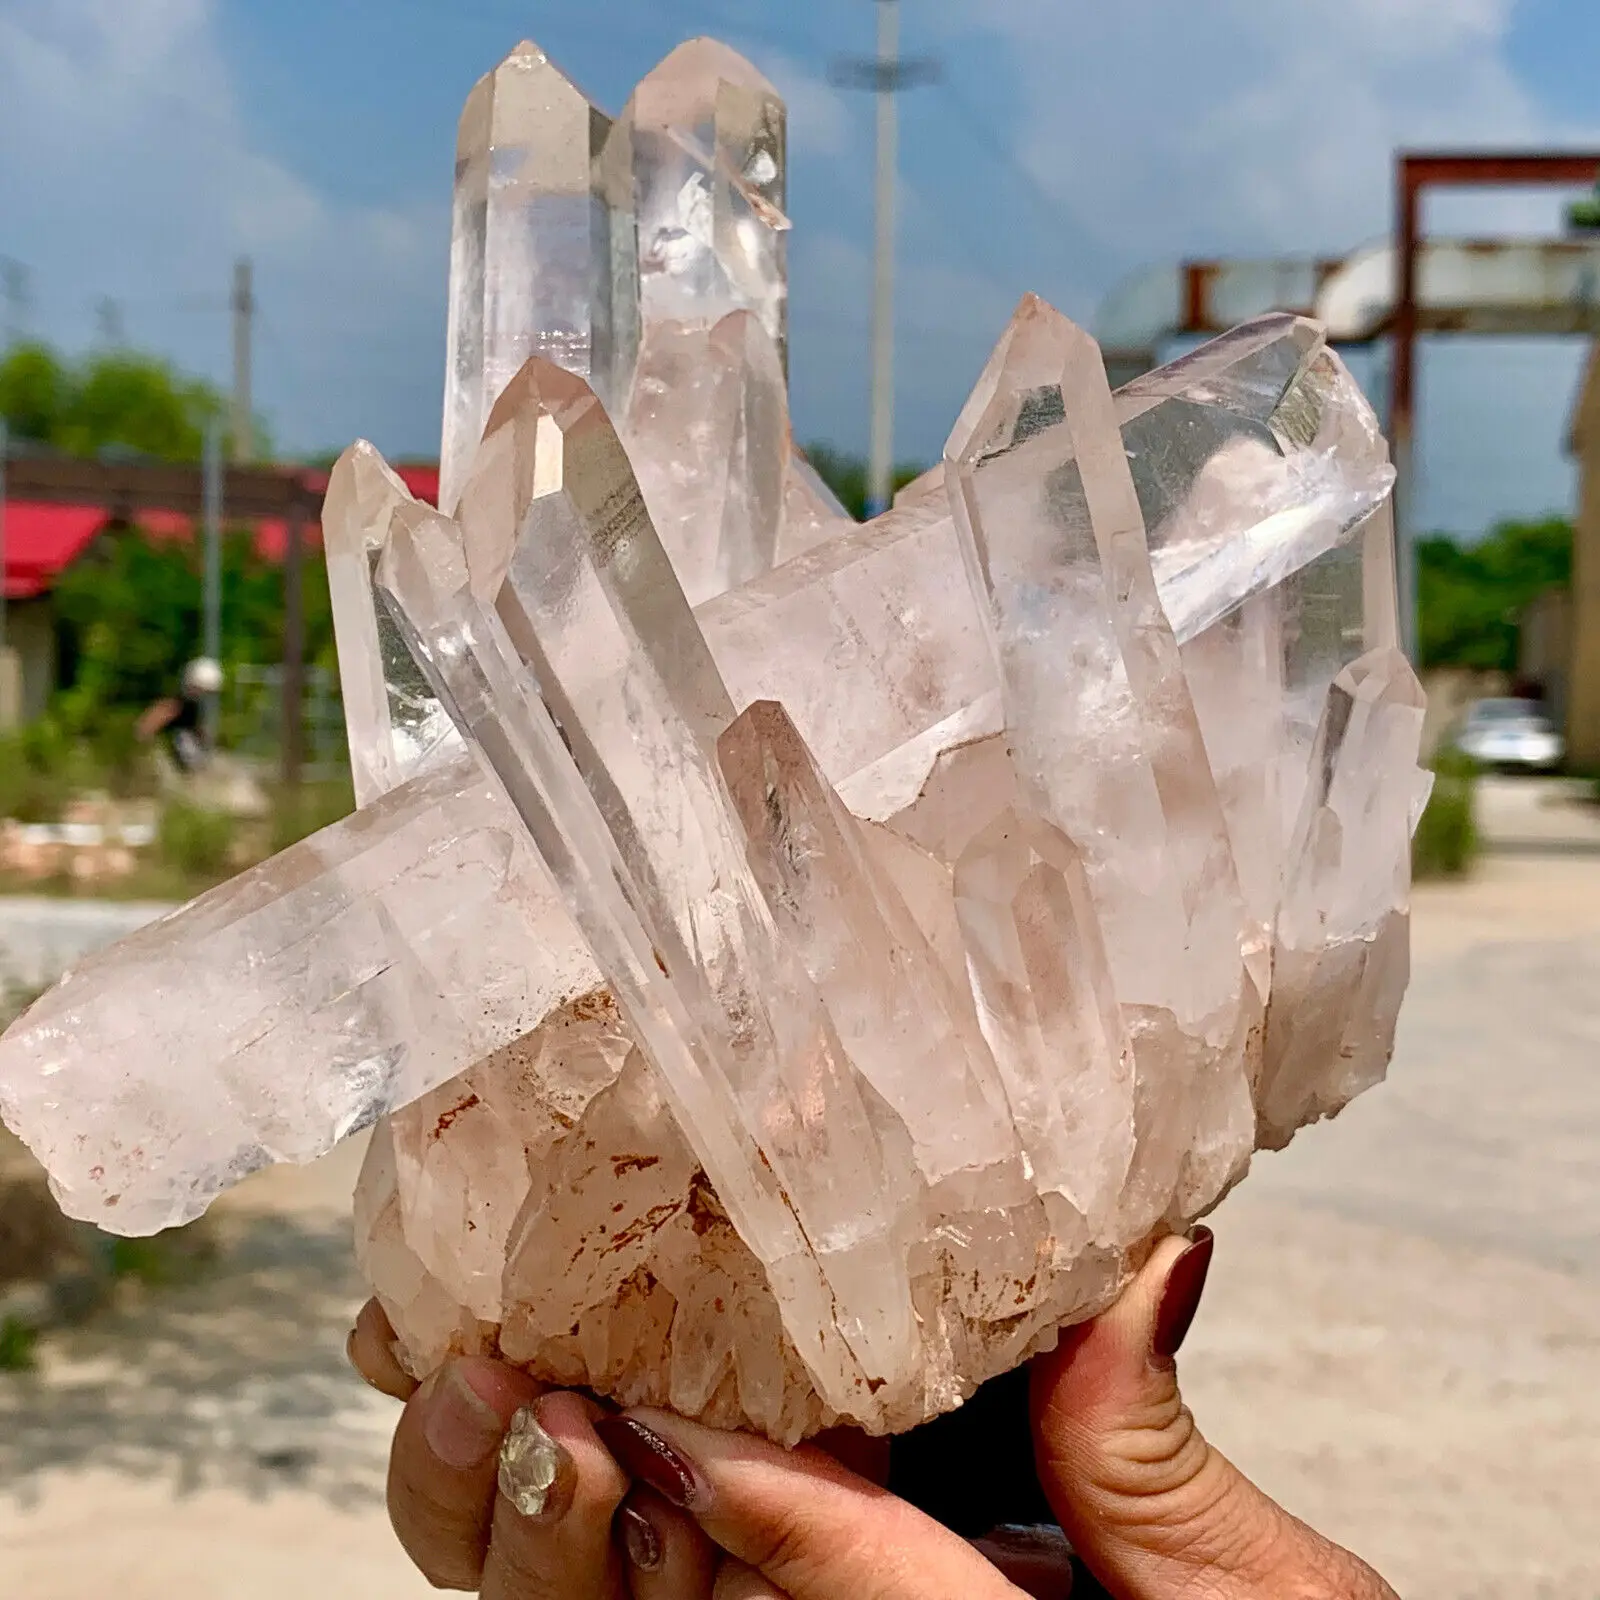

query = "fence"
[223,665,348,782]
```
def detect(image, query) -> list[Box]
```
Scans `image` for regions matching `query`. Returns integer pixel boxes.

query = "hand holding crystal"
[351,1236,1399,1600]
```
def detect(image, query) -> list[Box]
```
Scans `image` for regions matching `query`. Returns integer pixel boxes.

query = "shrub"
[0,724,76,823]
[1413,749,1478,880]
[157,800,236,878]
[0,1316,38,1372]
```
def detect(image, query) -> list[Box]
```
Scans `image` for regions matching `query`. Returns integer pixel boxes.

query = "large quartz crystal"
[0,40,1426,1443]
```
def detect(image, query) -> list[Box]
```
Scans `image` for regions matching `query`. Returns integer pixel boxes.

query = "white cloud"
[908,0,1596,530]
[0,0,445,456]
[941,0,1587,266]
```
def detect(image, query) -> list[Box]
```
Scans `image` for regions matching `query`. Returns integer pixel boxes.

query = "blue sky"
[3,0,1599,535]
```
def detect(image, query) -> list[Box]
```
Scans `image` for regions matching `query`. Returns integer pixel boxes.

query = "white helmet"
[183,658,224,696]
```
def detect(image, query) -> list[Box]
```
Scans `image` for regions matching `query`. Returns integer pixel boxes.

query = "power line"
[931,79,1117,282]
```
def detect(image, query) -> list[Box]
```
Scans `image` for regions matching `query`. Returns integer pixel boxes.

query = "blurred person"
[350,1229,1398,1600]
[137,657,222,774]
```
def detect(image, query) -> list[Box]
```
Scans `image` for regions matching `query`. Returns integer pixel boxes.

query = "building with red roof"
[1,459,440,721]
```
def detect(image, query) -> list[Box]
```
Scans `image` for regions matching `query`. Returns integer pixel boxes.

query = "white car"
[1453,698,1565,772]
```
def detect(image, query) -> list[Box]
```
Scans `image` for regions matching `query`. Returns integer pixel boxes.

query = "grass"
[1,981,44,1030]
[1414,748,1479,880]
[157,799,237,878]
[268,776,356,854]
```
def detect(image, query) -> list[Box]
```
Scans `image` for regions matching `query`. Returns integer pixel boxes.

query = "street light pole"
[202,418,224,744]
[868,0,900,519]
[832,6,939,519]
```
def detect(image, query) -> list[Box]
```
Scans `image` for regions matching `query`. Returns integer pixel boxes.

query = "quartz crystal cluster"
[0,40,1430,1442]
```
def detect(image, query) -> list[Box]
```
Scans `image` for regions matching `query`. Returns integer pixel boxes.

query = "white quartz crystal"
[0,39,1426,1444]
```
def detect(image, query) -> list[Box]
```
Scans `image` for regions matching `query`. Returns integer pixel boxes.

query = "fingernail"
[422,1365,505,1469]
[499,1406,568,1518]
[596,1416,699,1509]
[1152,1226,1215,1364]
[618,1503,664,1571]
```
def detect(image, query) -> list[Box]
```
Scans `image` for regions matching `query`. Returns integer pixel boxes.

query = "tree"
[802,444,929,521]
[0,341,228,461]
[1417,516,1573,672]
[0,342,71,444]
[50,526,336,735]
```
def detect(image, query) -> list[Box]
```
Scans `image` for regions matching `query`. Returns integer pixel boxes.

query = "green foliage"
[1413,748,1479,880]
[801,444,929,521]
[0,342,71,444]
[157,800,236,878]
[1,982,44,1031]
[0,341,231,461]
[1417,517,1573,673]
[0,1316,38,1372]
[47,525,337,739]
[106,1225,216,1288]
[269,776,355,855]
[0,720,84,822]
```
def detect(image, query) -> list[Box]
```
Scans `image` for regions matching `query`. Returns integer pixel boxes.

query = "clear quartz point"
[442,41,619,513]
[603,39,789,370]
[0,751,598,1233]
[1258,647,1429,1147]
[378,359,921,1414]
[324,442,460,803]
[624,311,788,606]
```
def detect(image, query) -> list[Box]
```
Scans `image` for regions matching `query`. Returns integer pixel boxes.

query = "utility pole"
[281,498,306,789]
[1,259,27,347]
[832,3,939,517]
[231,258,255,463]
[201,418,224,744]
[867,0,900,519]
[95,297,126,347]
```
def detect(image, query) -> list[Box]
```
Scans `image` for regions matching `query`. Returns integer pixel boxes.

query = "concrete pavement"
[2,791,1598,1597]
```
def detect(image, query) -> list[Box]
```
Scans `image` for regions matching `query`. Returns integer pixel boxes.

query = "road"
[2,782,1599,1598]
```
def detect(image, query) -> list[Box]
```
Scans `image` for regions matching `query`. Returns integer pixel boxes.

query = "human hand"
[350,1230,1401,1599]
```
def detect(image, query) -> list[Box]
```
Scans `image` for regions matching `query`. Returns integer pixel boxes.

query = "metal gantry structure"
[1096,149,1600,661]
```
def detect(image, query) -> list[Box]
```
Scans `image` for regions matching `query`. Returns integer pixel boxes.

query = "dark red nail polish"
[1152,1226,1215,1363]
[618,1504,663,1571]
[596,1417,698,1509]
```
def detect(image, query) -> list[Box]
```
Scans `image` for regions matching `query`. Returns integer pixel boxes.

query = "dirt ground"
[2,807,1599,1597]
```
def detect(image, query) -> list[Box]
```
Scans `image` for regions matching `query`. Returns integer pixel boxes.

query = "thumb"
[1030,1230,1397,1600]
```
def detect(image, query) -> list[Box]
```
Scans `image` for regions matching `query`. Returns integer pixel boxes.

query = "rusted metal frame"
[1389,151,1600,661]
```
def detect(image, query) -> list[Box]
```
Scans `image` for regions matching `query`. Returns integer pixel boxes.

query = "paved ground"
[0,897,172,995]
[2,785,1599,1597]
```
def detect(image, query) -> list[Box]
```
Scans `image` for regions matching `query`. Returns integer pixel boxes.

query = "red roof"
[1,462,440,601]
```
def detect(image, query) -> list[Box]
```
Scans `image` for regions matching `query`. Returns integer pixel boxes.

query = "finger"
[711,1558,788,1600]
[348,1298,417,1401]
[387,1356,542,1589]
[971,1526,1077,1600]
[1031,1229,1399,1600]
[480,1390,631,1600]
[617,1486,720,1600]
[595,1411,1018,1600]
